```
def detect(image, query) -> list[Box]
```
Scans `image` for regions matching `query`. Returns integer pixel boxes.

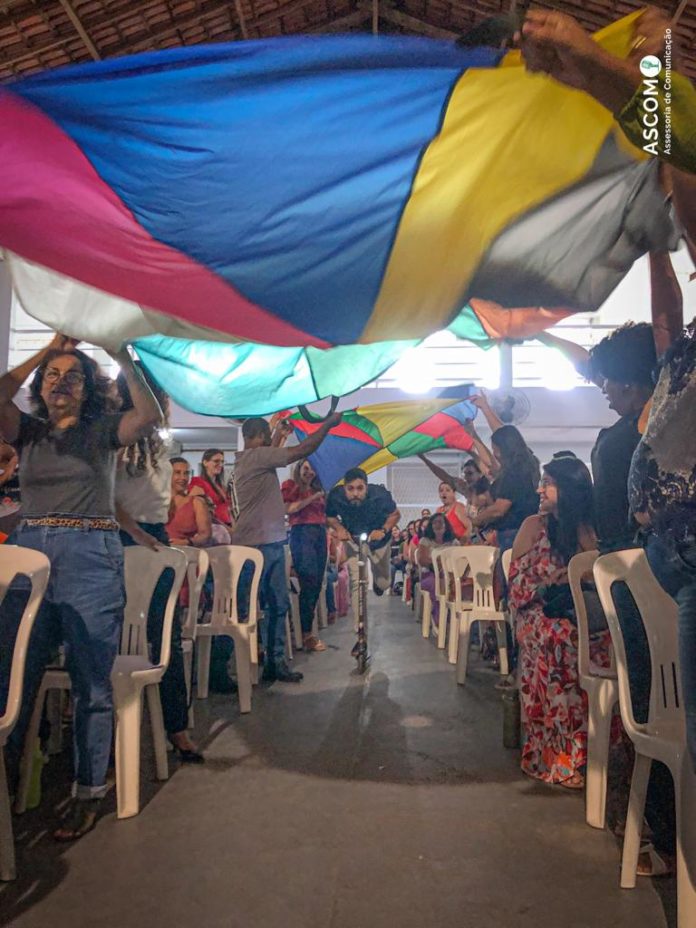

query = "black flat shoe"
[274,661,303,683]
[172,745,205,764]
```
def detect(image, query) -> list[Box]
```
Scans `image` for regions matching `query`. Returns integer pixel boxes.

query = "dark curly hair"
[588,322,656,388]
[117,362,169,475]
[423,511,455,543]
[29,348,117,422]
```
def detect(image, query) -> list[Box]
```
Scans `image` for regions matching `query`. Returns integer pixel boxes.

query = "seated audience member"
[166,457,213,547]
[417,512,457,628]
[436,478,471,541]
[0,333,161,840]
[231,413,340,683]
[421,508,432,519]
[189,448,233,543]
[281,458,328,653]
[326,467,401,620]
[0,440,21,540]
[389,525,406,593]
[508,452,611,789]
[115,371,202,763]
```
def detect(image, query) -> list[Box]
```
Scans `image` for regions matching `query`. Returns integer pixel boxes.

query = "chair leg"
[233,630,253,715]
[620,752,652,888]
[421,595,431,638]
[0,752,16,882]
[447,608,459,665]
[436,600,448,650]
[675,764,696,928]
[495,621,509,677]
[15,681,47,815]
[114,683,143,820]
[146,685,169,782]
[585,688,613,830]
[195,636,212,699]
[456,617,472,685]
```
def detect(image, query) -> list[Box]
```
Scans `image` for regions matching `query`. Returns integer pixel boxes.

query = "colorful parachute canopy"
[1,12,677,360]
[287,387,478,489]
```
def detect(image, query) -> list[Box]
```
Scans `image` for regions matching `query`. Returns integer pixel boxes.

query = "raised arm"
[418,454,467,494]
[0,333,74,442]
[536,331,594,383]
[285,412,342,465]
[110,350,163,447]
[471,393,504,433]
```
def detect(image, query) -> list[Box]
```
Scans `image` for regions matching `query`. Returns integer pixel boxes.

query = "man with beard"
[326,468,400,621]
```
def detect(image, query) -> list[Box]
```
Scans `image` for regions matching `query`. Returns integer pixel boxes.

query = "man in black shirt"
[326,467,400,619]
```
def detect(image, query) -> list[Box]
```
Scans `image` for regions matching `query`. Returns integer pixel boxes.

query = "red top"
[281,480,326,527]
[189,475,232,525]
[439,503,470,541]
[166,497,199,544]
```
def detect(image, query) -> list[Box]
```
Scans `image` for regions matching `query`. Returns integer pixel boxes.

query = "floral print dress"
[508,522,613,785]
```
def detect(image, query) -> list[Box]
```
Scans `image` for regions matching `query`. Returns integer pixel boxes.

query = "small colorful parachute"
[1,12,678,413]
[286,388,478,489]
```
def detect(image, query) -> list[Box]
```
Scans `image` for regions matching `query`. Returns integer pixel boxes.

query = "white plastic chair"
[174,546,209,730]
[421,546,452,650]
[448,546,509,683]
[112,546,187,819]
[195,545,263,713]
[594,549,696,928]
[501,548,512,583]
[0,547,50,881]
[14,665,71,815]
[568,550,618,830]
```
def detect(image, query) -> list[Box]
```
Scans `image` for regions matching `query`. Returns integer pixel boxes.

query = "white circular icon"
[640,55,662,77]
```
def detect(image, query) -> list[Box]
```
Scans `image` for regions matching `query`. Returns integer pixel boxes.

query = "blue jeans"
[238,541,289,665]
[325,565,338,614]
[289,524,327,635]
[0,523,124,799]
[646,534,696,773]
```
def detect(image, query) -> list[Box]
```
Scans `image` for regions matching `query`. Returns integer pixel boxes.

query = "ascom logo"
[639,55,662,77]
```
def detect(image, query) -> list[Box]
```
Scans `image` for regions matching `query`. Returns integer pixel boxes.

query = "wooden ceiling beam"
[377,5,458,39]
[58,0,101,59]
[233,0,249,38]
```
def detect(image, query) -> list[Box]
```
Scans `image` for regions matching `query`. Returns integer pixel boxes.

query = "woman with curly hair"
[115,366,203,763]
[0,334,161,840]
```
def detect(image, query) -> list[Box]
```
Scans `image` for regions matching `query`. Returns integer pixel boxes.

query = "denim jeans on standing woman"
[289,524,327,635]
[119,522,189,736]
[646,533,696,773]
[0,522,124,799]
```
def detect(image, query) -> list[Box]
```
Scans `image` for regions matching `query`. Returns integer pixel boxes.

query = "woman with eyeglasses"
[507,452,612,789]
[0,333,162,840]
[166,458,212,548]
[189,448,233,542]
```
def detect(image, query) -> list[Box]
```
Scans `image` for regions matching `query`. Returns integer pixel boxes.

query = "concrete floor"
[1,595,674,928]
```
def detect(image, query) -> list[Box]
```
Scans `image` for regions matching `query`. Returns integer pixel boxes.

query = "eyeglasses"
[43,368,85,386]
[538,479,556,490]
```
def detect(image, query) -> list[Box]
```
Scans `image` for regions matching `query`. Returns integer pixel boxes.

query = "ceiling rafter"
[57,0,100,58]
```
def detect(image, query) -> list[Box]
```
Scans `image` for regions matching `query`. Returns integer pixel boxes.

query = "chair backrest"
[431,546,454,598]
[0,546,50,738]
[594,549,680,734]
[173,546,210,640]
[207,545,264,630]
[447,545,500,613]
[568,550,600,681]
[121,547,187,668]
[501,548,512,583]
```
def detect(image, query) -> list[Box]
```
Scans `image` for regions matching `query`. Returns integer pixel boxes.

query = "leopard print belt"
[22,516,120,532]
